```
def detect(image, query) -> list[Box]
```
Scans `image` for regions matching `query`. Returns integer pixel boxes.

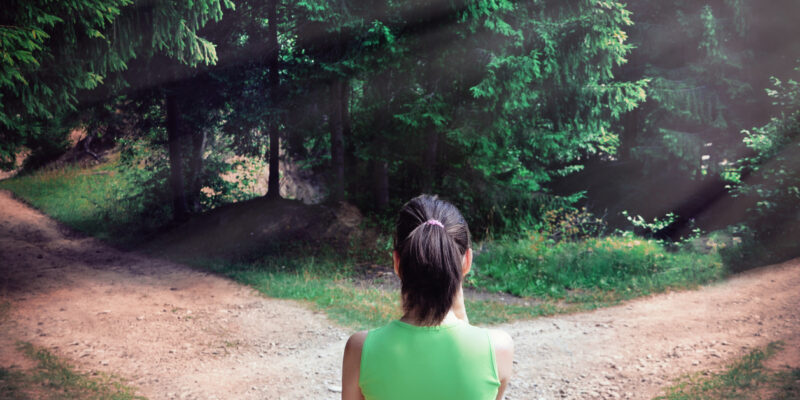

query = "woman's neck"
[400,309,462,327]
[399,286,468,326]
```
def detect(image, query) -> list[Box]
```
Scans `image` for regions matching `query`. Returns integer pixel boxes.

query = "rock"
[327,385,342,393]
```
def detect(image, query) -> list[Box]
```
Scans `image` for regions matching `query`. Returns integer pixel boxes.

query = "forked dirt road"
[1,190,798,399]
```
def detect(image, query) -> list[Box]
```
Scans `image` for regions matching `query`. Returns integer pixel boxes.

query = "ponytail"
[395,195,471,325]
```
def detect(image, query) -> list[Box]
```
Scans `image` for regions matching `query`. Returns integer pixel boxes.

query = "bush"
[540,206,608,242]
[725,70,800,271]
[719,225,800,273]
[469,233,724,299]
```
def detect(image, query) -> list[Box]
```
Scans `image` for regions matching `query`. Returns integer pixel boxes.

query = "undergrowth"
[470,233,725,301]
[188,249,568,330]
[0,162,168,245]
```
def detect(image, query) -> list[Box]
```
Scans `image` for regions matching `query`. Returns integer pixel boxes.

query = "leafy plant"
[723,65,800,268]
[622,210,677,233]
[469,235,724,300]
[540,207,608,242]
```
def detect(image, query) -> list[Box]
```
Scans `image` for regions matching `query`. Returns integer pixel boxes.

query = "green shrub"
[469,233,724,299]
[540,206,608,242]
[720,232,798,273]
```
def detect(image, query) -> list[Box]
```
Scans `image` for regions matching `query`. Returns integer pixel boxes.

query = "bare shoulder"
[345,330,369,353]
[342,330,369,400]
[488,329,513,352]
[488,328,513,384]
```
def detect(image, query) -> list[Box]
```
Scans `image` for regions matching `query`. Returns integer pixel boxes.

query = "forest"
[3,0,800,284]
[3,0,800,297]
[2,0,800,398]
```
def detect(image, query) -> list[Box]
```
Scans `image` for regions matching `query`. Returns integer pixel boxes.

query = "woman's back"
[341,195,512,400]
[359,320,500,400]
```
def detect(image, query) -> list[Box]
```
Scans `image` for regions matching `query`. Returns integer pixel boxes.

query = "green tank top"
[359,320,500,400]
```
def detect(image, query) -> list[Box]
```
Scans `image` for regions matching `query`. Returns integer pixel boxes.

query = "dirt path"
[1,190,798,399]
[0,191,347,399]
[503,261,800,399]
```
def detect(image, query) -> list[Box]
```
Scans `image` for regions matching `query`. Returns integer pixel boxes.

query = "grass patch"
[469,234,725,303]
[237,269,399,330]
[463,298,562,325]
[0,366,30,400]
[0,162,169,245]
[0,301,11,321]
[655,342,800,400]
[0,342,145,400]
[189,249,570,329]
[189,251,400,330]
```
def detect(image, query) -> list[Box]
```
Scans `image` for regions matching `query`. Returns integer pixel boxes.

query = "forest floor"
[1,189,798,400]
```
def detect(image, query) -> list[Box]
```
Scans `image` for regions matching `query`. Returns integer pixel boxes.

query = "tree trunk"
[421,63,441,193]
[619,106,640,161]
[421,127,440,193]
[188,129,207,213]
[265,0,281,200]
[373,160,389,210]
[342,81,357,196]
[329,79,346,202]
[166,91,189,222]
[371,72,392,210]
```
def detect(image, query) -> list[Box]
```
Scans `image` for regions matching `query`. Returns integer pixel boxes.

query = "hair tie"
[424,219,444,228]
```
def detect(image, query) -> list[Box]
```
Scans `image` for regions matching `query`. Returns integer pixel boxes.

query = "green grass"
[190,252,567,330]
[0,301,10,321]
[655,342,800,400]
[235,269,568,328]
[470,233,725,302]
[0,162,168,245]
[0,366,30,400]
[2,162,729,330]
[0,342,145,400]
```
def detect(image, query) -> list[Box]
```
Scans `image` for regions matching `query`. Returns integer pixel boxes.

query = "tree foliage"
[3,0,800,239]
[730,66,800,262]
[0,0,232,168]
[621,0,800,177]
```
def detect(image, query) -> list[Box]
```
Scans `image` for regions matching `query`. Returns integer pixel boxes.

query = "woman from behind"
[342,194,513,400]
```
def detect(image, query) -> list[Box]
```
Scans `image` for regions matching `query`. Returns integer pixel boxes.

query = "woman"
[342,195,514,400]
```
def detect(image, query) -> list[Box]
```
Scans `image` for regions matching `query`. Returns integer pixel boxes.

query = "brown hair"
[394,194,471,325]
